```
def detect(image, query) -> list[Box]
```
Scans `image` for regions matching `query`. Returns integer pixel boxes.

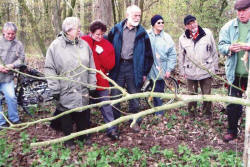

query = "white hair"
[62,17,80,33]
[126,5,141,16]
[3,22,17,32]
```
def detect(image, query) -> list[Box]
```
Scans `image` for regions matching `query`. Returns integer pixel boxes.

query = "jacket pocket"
[183,62,194,75]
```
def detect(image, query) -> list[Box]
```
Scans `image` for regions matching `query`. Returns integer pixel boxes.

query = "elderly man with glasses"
[178,15,218,119]
[146,14,177,117]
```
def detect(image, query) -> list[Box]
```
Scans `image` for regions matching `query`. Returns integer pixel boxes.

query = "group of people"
[0,0,249,148]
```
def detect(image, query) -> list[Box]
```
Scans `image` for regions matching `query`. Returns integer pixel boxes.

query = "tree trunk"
[52,0,62,35]
[93,0,113,28]
[111,0,117,24]
[83,1,92,33]
[139,0,144,22]
[67,0,77,17]
[243,52,250,166]
[18,0,47,56]
[17,2,26,45]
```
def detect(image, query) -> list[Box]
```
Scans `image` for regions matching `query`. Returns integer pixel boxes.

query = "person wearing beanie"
[218,0,250,142]
[147,14,177,117]
[178,15,218,119]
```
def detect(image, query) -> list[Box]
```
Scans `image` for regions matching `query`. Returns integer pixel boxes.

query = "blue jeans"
[111,61,140,122]
[0,81,19,125]
[153,80,165,116]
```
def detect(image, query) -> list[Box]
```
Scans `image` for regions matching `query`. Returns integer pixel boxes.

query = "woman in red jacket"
[82,20,118,140]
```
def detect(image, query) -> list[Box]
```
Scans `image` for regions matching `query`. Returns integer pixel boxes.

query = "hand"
[240,45,250,52]
[165,72,171,78]
[229,43,243,53]
[143,76,147,82]
[89,90,97,98]
[5,64,14,72]
[0,65,8,73]
[182,74,186,79]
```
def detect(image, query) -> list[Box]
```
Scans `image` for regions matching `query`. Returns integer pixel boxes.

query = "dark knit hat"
[235,0,250,10]
[151,15,164,26]
[184,15,196,25]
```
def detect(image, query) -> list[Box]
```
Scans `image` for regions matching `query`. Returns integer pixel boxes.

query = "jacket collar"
[58,31,82,48]
[148,28,164,37]
[185,25,206,43]
[116,19,146,39]
[1,36,17,44]
[234,18,239,27]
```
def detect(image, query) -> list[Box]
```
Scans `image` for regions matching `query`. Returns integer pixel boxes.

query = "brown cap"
[234,0,250,10]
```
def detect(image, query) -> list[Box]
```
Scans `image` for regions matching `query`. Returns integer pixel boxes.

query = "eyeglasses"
[157,21,164,25]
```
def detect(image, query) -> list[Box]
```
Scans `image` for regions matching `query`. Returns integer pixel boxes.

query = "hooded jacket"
[44,32,96,110]
[108,19,153,88]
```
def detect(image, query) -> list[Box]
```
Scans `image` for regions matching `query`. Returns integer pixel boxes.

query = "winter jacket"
[44,32,96,110]
[178,26,218,80]
[108,19,153,88]
[218,18,250,84]
[147,29,177,80]
[82,35,115,91]
[0,37,25,83]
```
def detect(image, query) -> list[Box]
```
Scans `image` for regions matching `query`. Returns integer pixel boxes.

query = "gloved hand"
[89,89,97,98]
[52,94,60,101]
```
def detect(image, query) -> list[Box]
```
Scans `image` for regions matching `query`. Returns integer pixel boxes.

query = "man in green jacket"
[218,0,250,142]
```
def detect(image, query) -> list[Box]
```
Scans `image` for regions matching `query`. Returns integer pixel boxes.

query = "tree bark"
[83,1,92,33]
[18,0,47,56]
[93,0,113,28]
[243,52,250,166]
[111,0,117,24]
[67,0,77,17]
[52,0,63,35]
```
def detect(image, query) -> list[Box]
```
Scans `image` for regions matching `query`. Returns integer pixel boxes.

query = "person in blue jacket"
[218,0,250,142]
[147,15,177,117]
[108,5,153,132]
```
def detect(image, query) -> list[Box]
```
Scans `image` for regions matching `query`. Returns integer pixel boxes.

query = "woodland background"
[0,0,236,56]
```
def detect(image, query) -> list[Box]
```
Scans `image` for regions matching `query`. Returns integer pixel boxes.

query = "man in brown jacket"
[0,22,25,129]
[178,15,218,118]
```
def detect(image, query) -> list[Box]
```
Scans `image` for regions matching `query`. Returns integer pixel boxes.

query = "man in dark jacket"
[108,5,153,132]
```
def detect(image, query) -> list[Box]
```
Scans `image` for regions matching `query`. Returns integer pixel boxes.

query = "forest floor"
[0,57,245,166]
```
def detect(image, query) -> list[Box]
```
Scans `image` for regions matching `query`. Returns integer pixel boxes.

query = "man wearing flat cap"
[218,0,250,142]
[178,15,218,119]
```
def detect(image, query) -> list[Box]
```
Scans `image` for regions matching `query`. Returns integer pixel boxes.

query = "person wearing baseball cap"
[146,14,177,117]
[178,15,218,119]
[218,0,250,142]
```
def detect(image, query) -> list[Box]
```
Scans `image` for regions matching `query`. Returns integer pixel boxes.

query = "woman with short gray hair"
[45,17,96,148]
[62,17,80,34]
